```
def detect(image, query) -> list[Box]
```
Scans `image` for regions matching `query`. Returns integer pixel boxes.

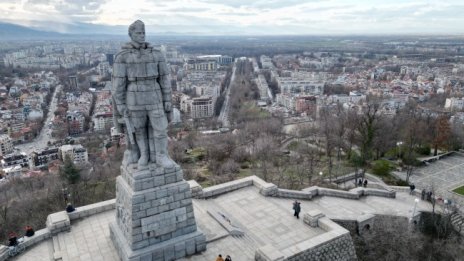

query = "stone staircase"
[451,212,464,235]
[230,234,259,258]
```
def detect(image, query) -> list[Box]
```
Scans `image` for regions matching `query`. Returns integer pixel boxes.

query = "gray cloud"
[22,0,108,23]
[25,0,52,4]
[198,0,320,9]
[2,0,464,35]
[166,7,210,13]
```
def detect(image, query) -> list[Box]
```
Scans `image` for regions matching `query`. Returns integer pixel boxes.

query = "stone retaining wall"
[275,189,312,199]
[67,199,115,220]
[192,175,396,202]
[199,176,278,199]
[332,219,358,234]
[201,178,253,198]
[285,232,357,261]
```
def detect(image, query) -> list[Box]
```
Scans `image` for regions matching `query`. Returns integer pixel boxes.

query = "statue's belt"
[127,76,158,82]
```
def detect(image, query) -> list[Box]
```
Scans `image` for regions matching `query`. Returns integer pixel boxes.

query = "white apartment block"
[276,94,296,111]
[445,98,464,111]
[328,93,366,104]
[0,134,13,157]
[60,144,89,166]
[260,55,274,69]
[196,55,233,66]
[193,61,217,71]
[93,113,113,132]
[256,74,272,101]
[8,121,25,134]
[190,97,214,119]
[278,77,324,96]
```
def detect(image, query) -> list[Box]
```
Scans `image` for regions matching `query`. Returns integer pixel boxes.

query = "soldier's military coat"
[112,41,171,116]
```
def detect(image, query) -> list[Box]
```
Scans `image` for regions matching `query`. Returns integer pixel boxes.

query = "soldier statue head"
[128,20,145,44]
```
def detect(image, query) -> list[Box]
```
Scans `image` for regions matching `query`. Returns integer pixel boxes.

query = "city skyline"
[0,0,463,35]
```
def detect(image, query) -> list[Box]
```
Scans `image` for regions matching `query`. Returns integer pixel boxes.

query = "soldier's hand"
[164,102,172,112]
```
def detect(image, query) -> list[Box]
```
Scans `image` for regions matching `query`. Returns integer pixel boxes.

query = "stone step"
[450,213,461,222]
[231,235,255,257]
[452,219,463,226]
[450,213,463,222]
[450,213,464,237]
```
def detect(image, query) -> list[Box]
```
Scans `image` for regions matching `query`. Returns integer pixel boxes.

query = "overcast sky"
[0,0,463,35]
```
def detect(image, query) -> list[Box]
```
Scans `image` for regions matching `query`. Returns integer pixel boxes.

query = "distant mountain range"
[0,21,131,40]
[0,21,224,40]
[0,22,63,40]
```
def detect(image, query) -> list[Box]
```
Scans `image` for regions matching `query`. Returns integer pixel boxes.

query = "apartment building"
[60,144,89,166]
[0,134,13,157]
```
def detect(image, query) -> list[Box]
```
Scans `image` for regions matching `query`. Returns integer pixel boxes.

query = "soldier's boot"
[154,136,175,168]
[136,131,149,169]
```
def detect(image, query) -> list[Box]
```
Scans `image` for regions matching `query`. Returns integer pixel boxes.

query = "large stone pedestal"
[110,163,206,261]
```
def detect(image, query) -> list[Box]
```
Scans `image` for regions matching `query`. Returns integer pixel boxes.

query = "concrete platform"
[13,184,432,261]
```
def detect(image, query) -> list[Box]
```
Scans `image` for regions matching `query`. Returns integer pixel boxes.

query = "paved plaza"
[394,153,464,209]
[14,185,431,261]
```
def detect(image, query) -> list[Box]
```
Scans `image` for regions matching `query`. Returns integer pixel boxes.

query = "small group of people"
[421,189,434,202]
[356,179,368,187]
[293,200,301,219]
[8,226,35,247]
[216,254,232,261]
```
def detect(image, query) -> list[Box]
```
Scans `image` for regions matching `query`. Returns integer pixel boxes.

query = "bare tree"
[319,106,336,181]
[353,97,381,180]
[397,103,428,183]
[431,115,451,156]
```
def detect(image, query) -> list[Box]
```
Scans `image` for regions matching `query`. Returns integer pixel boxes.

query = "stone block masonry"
[110,164,206,261]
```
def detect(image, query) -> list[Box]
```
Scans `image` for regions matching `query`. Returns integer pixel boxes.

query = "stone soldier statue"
[112,20,174,169]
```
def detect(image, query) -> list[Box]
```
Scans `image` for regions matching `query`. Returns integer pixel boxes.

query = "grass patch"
[238,168,253,178]
[452,186,464,195]
[372,172,408,186]
[243,101,270,118]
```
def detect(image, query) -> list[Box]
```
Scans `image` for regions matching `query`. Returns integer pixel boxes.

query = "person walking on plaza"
[427,191,433,202]
[293,200,301,219]
[363,179,368,188]
[216,254,225,261]
[409,184,415,195]
[421,189,426,200]
[225,255,232,261]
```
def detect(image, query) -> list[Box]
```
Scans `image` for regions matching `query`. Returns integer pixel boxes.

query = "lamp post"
[410,198,420,223]
[396,141,403,159]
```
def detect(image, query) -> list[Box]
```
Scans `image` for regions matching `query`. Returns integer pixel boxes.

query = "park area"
[453,185,464,196]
